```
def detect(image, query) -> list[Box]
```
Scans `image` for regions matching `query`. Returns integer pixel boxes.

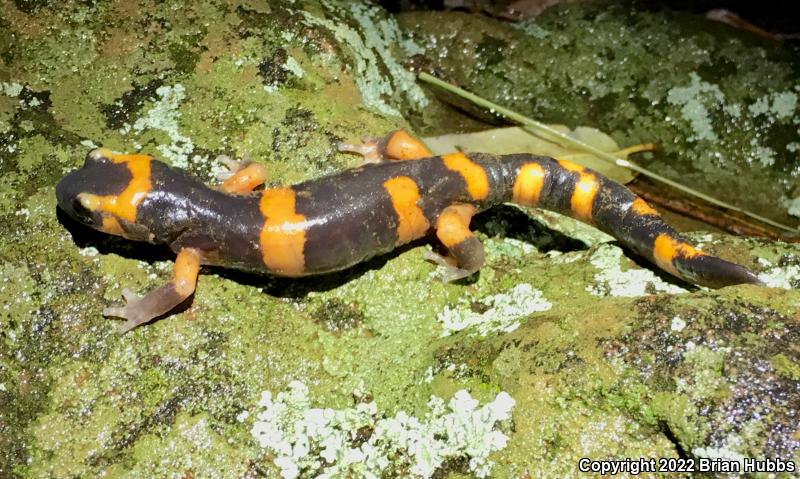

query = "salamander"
[55,129,762,332]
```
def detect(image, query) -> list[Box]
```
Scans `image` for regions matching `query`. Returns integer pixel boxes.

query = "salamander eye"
[84,147,114,166]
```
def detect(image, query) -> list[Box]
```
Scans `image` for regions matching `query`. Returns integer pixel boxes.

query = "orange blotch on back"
[571,176,598,222]
[557,160,598,222]
[512,162,546,206]
[383,176,430,244]
[259,188,307,276]
[441,152,489,201]
[385,129,433,161]
[630,198,659,216]
[78,154,153,222]
[557,159,585,173]
[109,153,157,164]
[653,233,704,276]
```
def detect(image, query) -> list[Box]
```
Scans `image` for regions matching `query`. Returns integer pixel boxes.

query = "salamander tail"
[504,154,761,289]
[668,251,763,288]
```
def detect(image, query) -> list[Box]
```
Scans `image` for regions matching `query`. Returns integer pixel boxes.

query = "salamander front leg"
[104,248,201,333]
[339,129,433,163]
[216,155,268,194]
[425,204,485,282]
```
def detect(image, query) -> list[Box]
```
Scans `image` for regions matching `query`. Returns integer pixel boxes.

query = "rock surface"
[1,1,799,477]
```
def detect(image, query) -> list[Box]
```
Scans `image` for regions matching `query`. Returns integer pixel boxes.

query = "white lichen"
[693,445,745,463]
[688,233,714,249]
[781,195,800,218]
[756,257,800,289]
[749,91,798,120]
[283,57,305,79]
[302,2,428,117]
[249,381,515,479]
[129,84,195,168]
[693,430,747,465]
[670,316,686,332]
[770,91,798,119]
[722,102,742,118]
[0,81,23,97]
[750,139,776,167]
[748,95,771,117]
[513,20,550,39]
[78,246,99,257]
[545,250,582,264]
[437,283,552,337]
[14,208,29,220]
[586,244,687,297]
[484,237,536,263]
[666,73,724,142]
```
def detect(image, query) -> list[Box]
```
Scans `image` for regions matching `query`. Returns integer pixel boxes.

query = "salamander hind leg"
[339,129,433,163]
[425,204,485,282]
[104,248,201,333]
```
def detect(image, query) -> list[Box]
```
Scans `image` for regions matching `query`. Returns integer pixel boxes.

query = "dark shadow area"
[384,0,799,49]
[208,240,426,299]
[659,420,690,460]
[57,207,174,264]
[472,204,590,253]
[380,0,799,30]
[646,0,800,36]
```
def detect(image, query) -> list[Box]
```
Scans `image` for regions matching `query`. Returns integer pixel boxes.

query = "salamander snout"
[56,168,98,228]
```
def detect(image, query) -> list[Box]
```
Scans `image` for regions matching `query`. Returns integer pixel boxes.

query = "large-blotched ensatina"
[56,129,761,332]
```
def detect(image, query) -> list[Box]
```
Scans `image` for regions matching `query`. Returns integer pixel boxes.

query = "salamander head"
[56,148,155,241]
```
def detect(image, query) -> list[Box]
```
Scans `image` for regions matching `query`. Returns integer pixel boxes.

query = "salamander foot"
[423,250,478,283]
[338,136,383,164]
[104,248,201,333]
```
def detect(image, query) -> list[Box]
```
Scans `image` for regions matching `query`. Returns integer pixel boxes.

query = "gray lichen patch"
[247,381,515,478]
[302,1,428,117]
